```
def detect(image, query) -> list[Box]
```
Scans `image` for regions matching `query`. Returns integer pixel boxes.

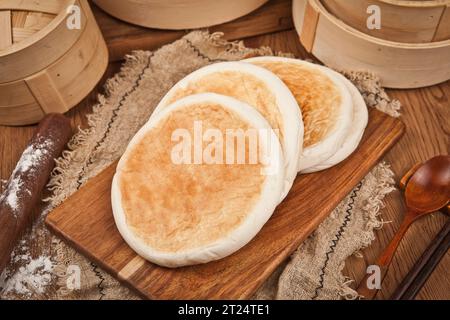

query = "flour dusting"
[0,227,55,298]
[0,138,54,216]
[15,139,53,173]
[3,177,23,212]
[0,255,54,297]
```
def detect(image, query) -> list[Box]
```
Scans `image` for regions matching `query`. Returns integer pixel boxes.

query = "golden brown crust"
[251,61,341,147]
[166,71,284,141]
[119,103,265,252]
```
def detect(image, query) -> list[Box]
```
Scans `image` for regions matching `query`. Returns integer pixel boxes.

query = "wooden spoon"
[357,155,450,299]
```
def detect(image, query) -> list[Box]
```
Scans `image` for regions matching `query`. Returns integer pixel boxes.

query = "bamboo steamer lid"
[93,0,269,30]
[293,0,450,88]
[321,0,450,43]
[0,0,109,126]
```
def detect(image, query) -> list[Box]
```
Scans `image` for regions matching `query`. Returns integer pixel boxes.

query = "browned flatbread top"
[251,61,342,147]
[166,71,284,141]
[118,103,266,253]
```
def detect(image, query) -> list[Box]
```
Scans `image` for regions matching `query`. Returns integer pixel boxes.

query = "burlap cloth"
[0,31,401,300]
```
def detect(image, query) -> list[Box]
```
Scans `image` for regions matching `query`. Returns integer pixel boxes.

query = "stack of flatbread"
[111,57,368,268]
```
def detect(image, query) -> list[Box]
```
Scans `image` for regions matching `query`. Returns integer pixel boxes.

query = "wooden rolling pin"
[0,114,72,272]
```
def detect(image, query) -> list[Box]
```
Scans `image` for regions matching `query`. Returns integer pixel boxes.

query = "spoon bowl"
[406,155,450,213]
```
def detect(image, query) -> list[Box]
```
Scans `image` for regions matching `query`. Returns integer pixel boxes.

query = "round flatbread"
[151,61,302,201]
[112,93,285,267]
[302,72,368,173]
[244,56,353,172]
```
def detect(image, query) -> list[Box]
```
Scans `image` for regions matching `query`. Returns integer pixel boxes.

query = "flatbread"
[244,57,353,172]
[302,71,368,173]
[151,61,303,201]
[112,93,285,267]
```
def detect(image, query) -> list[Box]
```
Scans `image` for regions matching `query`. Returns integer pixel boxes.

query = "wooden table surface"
[0,4,448,300]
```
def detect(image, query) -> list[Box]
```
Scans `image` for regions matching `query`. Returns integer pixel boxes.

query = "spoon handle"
[357,213,415,299]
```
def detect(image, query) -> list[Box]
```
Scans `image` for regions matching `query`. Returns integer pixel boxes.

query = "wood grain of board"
[45,109,404,299]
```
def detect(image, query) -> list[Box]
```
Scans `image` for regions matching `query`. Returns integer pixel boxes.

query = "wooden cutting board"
[46,109,404,299]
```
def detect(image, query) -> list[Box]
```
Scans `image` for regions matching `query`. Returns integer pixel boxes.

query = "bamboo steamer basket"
[0,0,108,126]
[321,0,450,43]
[293,0,450,88]
[93,0,269,30]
